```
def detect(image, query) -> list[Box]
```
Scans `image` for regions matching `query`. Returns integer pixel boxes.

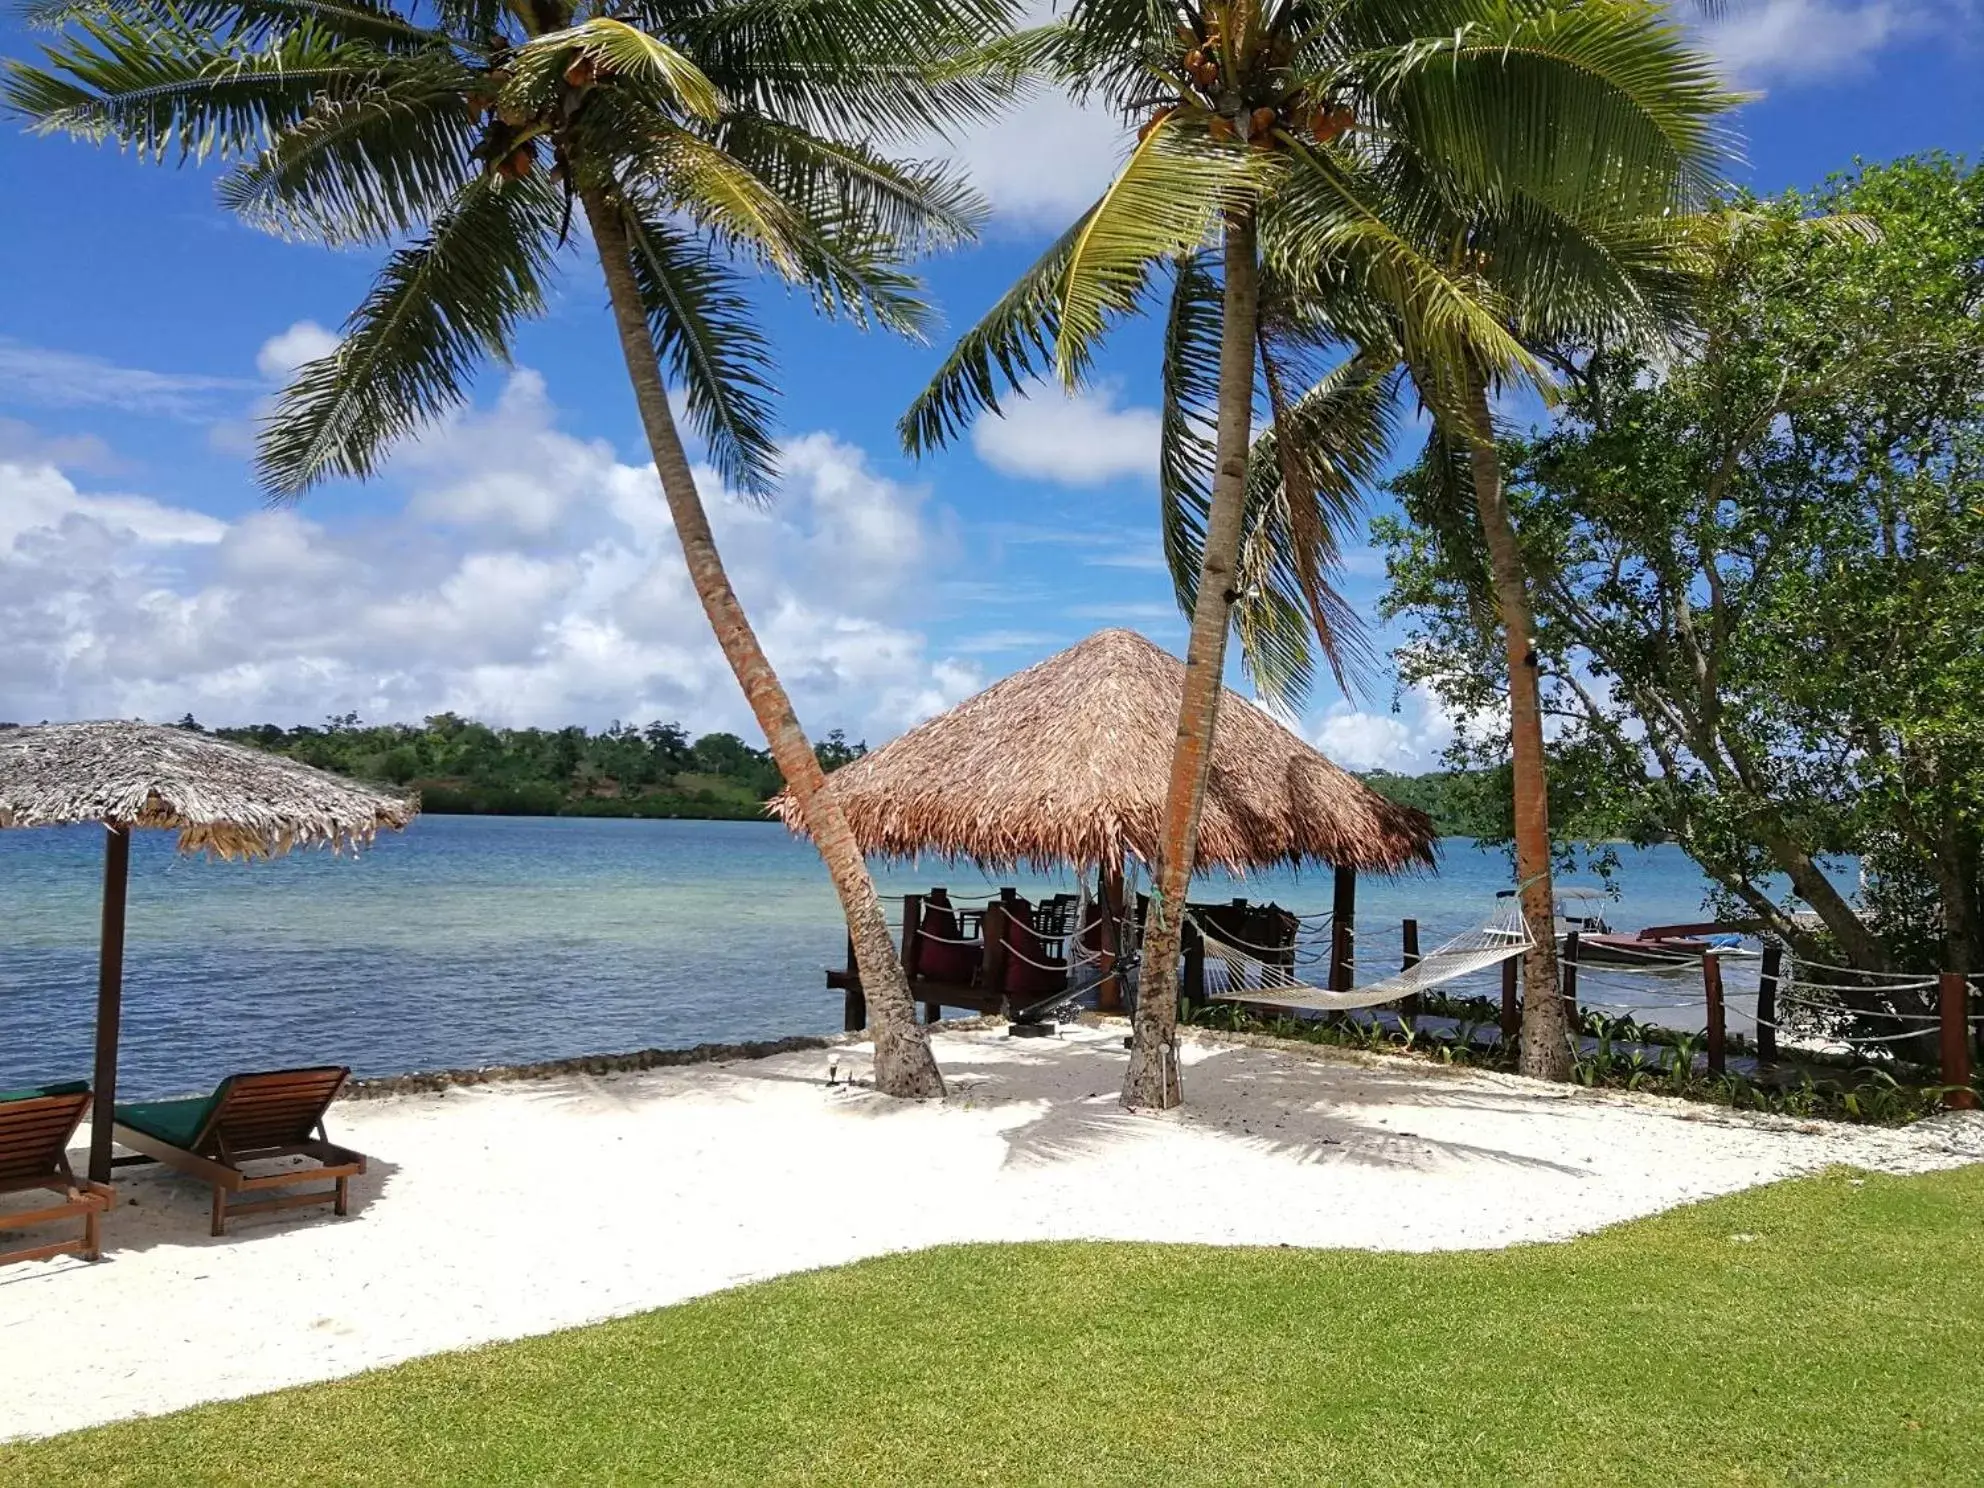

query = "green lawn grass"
[8,1166,1980,1486]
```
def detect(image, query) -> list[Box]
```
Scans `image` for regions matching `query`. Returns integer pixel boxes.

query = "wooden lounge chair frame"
[0,1088,114,1267]
[114,1067,366,1237]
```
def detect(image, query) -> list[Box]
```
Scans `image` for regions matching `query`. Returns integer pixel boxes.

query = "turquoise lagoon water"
[1,815,1753,1097]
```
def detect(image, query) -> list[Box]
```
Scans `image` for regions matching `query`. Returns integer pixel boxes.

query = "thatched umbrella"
[771,628,1435,875]
[0,721,417,1181]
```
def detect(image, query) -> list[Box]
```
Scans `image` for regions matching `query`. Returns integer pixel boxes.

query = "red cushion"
[1000,899,1068,998]
[916,903,981,985]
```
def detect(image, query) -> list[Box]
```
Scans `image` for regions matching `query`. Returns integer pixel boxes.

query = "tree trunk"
[1463,374,1571,1081]
[1124,212,1261,1111]
[581,186,944,1099]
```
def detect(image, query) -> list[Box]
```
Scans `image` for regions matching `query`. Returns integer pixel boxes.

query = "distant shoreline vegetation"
[165,712,868,822]
[1357,768,1506,840]
[161,713,1498,830]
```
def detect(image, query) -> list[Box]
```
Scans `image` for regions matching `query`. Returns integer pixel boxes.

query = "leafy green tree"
[815,728,867,772]
[6,0,1018,1096]
[907,0,1730,1102]
[1380,155,1984,990]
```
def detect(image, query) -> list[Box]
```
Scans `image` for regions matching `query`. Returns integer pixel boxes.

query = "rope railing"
[1776,990,1944,1021]
[1783,952,1948,984]
[1785,972,1936,995]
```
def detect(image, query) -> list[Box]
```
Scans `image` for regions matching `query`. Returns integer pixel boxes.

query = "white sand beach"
[5,1021,1981,1442]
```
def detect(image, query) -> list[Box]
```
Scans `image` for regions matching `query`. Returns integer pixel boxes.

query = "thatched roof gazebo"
[0,721,417,1181]
[771,628,1435,875]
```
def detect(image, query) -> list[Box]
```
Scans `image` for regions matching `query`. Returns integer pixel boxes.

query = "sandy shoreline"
[4,1021,1981,1442]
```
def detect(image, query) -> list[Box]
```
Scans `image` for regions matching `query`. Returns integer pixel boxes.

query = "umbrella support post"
[89,823,131,1186]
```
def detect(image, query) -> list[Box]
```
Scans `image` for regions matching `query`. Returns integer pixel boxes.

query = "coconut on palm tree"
[905,0,1734,1103]
[7,0,1023,1097]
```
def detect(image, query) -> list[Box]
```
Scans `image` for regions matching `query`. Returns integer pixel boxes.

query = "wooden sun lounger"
[0,1082,114,1267]
[113,1066,366,1237]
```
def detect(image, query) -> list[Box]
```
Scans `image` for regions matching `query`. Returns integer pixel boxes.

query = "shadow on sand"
[771,1030,1591,1179]
[0,1151,402,1279]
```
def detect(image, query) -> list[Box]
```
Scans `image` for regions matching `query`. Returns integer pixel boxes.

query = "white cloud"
[1310,688,1459,773]
[0,461,226,553]
[1700,0,1926,83]
[951,628,1063,654]
[933,89,1125,229]
[971,380,1160,486]
[1064,600,1179,621]
[0,382,977,742]
[1084,537,1167,571]
[255,320,341,383]
[0,417,120,475]
[0,338,254,420]
[1338,545,1389,579]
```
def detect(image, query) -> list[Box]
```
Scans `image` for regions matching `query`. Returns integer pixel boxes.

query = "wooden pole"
[1756,943,1782,1067]
[916,889,942,1025]
[1939,971,1977,1110]
[983,892,1013,1010]
[1561,931,1581,1033]
[1096,864,1124,1013]
[1399,918,1421,1019]
[89,823,131,1185]
[1181,920,1206,1023]
[1329,865,1356,994]
[899,893,924,978]
[1501,955,1520,1046]
[841,931,864,1032]
[1703,951,1726,1076]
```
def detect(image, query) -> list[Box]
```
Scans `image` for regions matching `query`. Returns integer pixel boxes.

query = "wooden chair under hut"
[770,629,1437,1031]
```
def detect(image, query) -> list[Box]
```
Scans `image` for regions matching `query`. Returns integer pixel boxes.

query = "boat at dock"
[1495,887,1756,964]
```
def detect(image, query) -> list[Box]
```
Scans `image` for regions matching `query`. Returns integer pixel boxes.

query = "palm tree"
[1216,150,1736,1081]
[8,0,1021,1097]
[903,0,1732,1105]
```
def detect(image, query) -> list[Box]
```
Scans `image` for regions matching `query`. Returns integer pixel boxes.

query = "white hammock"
[1200,898,1533,1014]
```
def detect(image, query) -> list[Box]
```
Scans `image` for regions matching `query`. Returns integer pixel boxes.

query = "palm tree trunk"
[581,186,944,1099]
[1125,211,1261,1111]
[1463,373,1570,1081]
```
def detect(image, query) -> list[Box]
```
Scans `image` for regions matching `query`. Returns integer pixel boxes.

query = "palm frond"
[626,113,810,276]
[1250,345,1397,694]
[1348,2,1739,220]
[510,17,720,124]
[612,112,929,335]
[1167,339,1399,705]
[216,56,476,243]
[898,209,1091,453]
[618,203,782,500]
[665,0,1030,141]
[5,17,386,163]
[1158,249,1220,616]
[21,0,447,51]
[258,172,563,497]
[712,114,983,255]
[1266,139,1542,412]
[1054,114,1266,385]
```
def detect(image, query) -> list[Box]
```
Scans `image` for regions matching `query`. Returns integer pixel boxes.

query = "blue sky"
[0,3,1976,768]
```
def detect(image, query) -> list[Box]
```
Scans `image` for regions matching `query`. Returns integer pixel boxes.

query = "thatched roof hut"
[772,628,1435,874]
[0,720,416,1184]
[0,720,415,858]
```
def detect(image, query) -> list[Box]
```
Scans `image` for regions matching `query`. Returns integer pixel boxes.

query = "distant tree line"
[1358,768,1508,841]
[173,712,867,819]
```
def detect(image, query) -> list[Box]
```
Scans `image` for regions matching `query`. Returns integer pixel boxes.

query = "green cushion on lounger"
[0,1079,90,1104]
[115,1092,220,1150]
